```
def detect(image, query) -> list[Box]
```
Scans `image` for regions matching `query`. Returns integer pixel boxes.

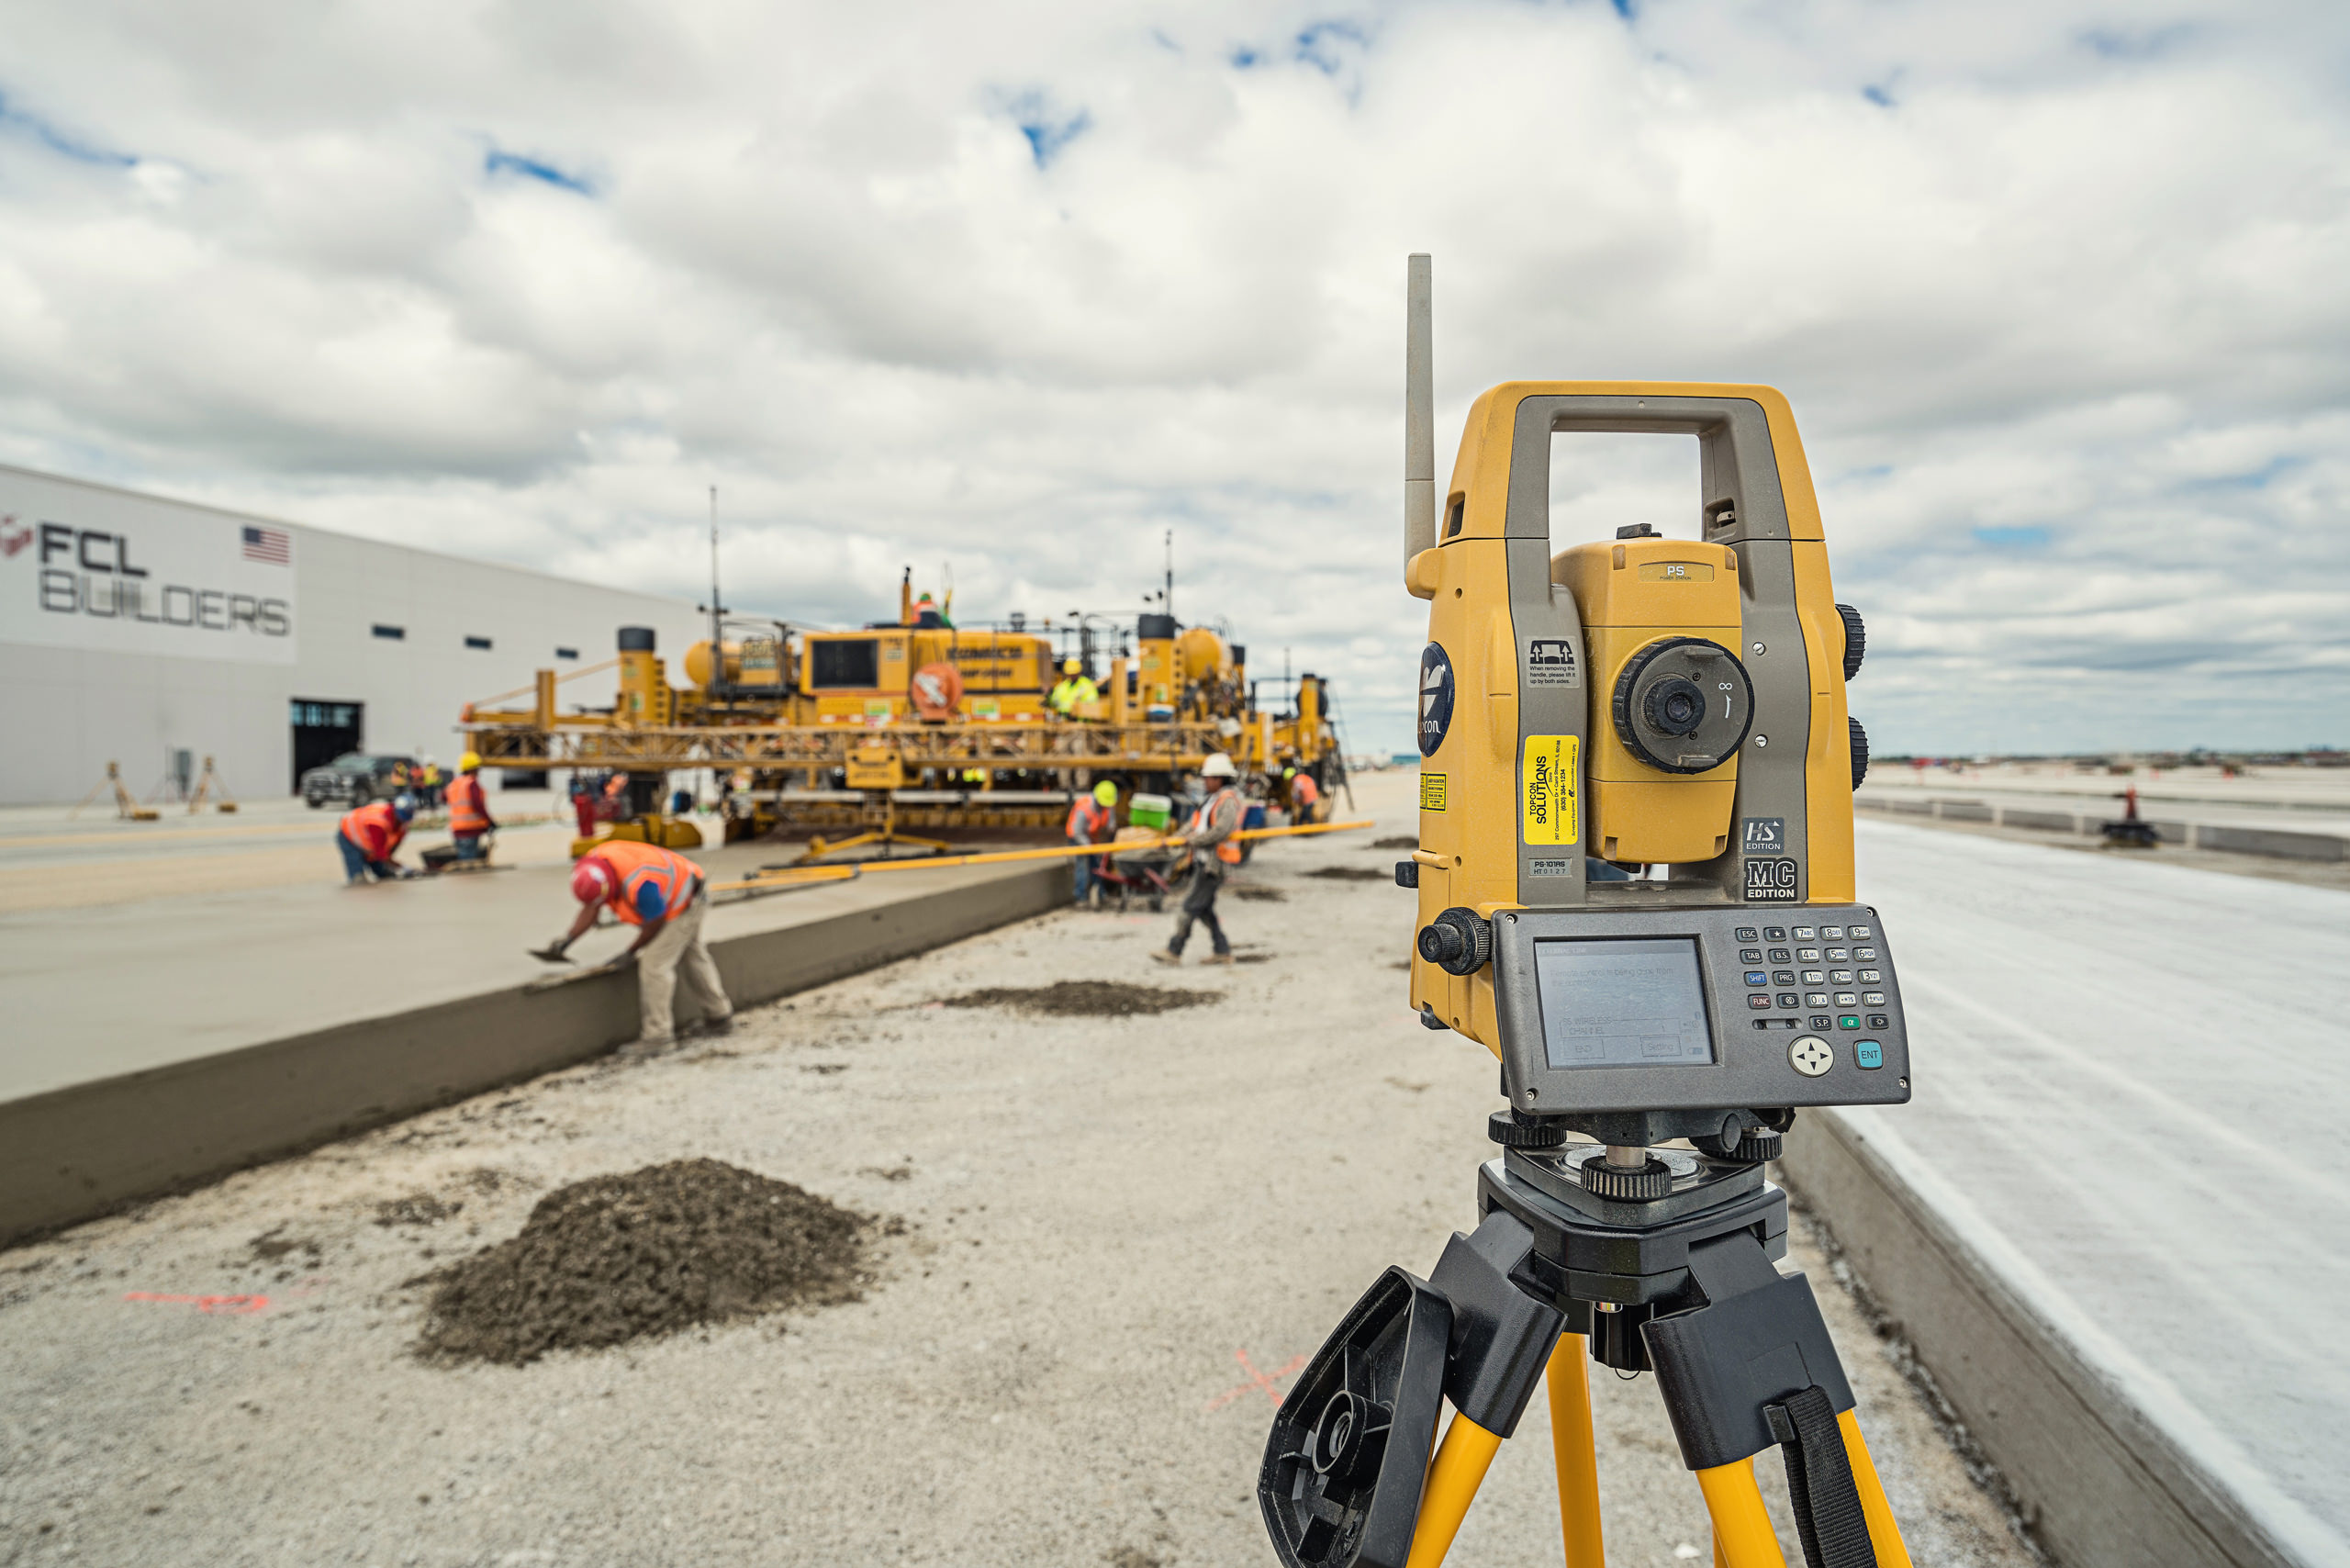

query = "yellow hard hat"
[459,752,482,771]
[1092,780,1118,806]
[1283,767,1296,778]
[1063,658,1082,675]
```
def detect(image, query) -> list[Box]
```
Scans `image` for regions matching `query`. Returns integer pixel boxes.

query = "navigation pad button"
[1789,1036,1833,1077]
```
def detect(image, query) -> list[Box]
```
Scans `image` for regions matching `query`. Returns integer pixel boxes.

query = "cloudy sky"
[2,0,2344,757]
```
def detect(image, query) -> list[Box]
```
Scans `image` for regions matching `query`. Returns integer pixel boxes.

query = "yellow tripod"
[1261,1126,1910,1568]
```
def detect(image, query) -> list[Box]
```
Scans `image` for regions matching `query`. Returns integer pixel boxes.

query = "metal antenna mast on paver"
[1257,256,1908,1568]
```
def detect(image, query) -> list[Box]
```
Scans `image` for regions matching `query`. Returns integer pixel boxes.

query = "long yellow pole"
[1695,1459,1787,1568]
[1404,1411,1505,1568]
[735,818,1374,880]
[1838,1410,1914,1568]
[1545,1336,1606,1567]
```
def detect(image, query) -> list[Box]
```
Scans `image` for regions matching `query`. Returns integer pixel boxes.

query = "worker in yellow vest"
[1153,754,1242,966]
[1049,659,1099,716]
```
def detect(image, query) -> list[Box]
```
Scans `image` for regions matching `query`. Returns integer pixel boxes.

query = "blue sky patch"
[1973,524,2051,547]
[1292,20,1367,75]
[0,92,137,168]
[1004,92,1091,169]
[484,149,593,196]
[1863,83,1897,108]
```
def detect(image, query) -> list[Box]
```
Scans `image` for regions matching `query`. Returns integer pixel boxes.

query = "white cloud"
[0,0,2344,756]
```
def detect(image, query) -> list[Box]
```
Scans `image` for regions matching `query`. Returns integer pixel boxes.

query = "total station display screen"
[1532,937,1716,1070]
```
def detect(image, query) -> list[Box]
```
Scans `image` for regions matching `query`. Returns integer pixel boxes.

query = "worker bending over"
[446,752,497,859]
[1154,753,1242,967]
[1068,779,1117,906]
[338,795,416,884]
[1048,659,1099,716]
[1285,766,1322,824]
[543,841,733,1048]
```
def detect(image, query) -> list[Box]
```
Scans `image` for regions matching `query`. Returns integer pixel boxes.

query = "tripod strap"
[1764,1387,1877,1568]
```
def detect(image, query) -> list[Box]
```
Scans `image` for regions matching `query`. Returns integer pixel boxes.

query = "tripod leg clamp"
[1643,1229,1876,1568]
[1427,1210,1566,1439]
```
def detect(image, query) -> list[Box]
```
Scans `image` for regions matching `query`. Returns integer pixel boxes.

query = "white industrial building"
[0,464,707,805]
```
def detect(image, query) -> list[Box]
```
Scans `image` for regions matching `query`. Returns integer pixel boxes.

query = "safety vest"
[588,841,703,926]
[1067,796,1111,840]
[423,764,442,787]
[1292,774,1320,808]
[340,801,405,860]
[1189,787,1245,865]
[447,774,489,834]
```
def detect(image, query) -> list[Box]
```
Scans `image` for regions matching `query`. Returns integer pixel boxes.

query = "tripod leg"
[1695,1458,1787,1568]
[1837,1410,1913,1568]
[1545,1334,1606,1568]
[1404,1410,1504,1568]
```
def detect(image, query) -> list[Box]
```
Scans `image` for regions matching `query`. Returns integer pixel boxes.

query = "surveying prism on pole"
[1259,257,1908,1568]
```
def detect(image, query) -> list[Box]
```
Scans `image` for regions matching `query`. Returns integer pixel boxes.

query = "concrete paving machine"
[458,570,1344,857]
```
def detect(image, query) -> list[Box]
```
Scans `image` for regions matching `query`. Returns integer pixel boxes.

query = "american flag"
[241,525,290,565]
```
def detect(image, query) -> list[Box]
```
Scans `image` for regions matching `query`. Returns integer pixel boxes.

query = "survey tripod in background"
[1258,256,1910,1568]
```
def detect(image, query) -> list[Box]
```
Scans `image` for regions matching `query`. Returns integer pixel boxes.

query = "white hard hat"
[1202,752,1237,778]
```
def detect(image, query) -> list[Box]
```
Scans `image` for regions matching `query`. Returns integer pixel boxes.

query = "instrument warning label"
[1419,772,1448,812]
[1521,735,1579,846]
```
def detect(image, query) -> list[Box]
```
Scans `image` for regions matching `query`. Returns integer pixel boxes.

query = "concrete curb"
[1781,1108,2347,1568]
[0,862,1067,1248]
[1855,795,2347,862]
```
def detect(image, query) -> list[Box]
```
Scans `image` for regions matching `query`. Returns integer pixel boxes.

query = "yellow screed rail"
[708,819,1374,901]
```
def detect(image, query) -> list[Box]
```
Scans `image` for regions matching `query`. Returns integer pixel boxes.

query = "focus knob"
[1850,716,1870,790]
[1416,907,1492,976]
[1837,603,1865,681]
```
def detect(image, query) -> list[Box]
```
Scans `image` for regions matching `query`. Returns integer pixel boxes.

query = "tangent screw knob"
[1488,1110,1567,1149]
[1580,1156,1674,1201]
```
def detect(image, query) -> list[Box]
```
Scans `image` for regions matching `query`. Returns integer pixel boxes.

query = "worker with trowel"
[532,841,733,1048]
[338,794,417,884]
[1152,752,1243,967]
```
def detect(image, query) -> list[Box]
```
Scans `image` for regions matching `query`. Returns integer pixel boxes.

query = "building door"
[291,699,364,792]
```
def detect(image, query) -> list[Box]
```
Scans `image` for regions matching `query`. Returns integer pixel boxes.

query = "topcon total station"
[1257,256,1910,1568]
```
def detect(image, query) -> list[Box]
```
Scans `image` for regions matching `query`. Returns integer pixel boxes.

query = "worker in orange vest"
[1285,766,1322,824]
[445,752,497,860]
[337,795,416,884]
[1153,753,1243,966]
[1067,779,1117,906]
[536,841,733,1047]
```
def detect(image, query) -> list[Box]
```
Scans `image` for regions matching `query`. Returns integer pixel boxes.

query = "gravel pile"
[418,1158,871,1364]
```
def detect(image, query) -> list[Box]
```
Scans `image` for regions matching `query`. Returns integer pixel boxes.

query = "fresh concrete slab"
[0,836,1067,1244]
[1794,818,2350,1565]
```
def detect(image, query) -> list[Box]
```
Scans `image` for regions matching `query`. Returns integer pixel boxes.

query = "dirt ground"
[0,770,2033,1568]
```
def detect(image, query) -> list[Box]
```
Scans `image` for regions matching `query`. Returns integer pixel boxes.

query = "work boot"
[1201,951,1236,966]
[694,1015,735,1038]
[1151,949,1182,966]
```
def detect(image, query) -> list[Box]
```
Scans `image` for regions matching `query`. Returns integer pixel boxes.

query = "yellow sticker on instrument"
[1419,772,1448,812]
[1521,736,1579,846]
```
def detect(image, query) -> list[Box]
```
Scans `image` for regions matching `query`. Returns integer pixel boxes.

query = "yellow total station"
[1405,380,1865,1053]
